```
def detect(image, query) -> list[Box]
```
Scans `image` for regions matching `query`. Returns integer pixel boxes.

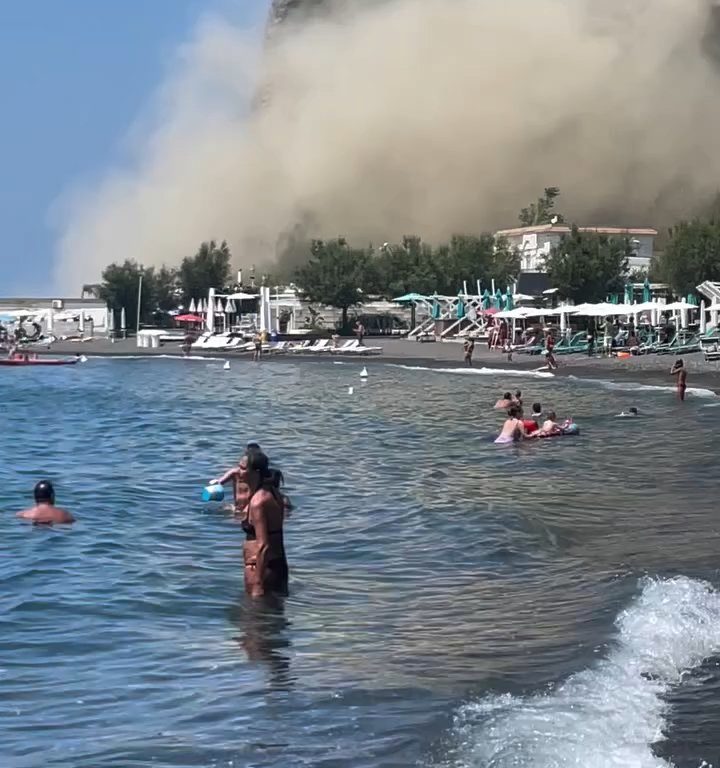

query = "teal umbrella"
[624,282,633,304]
[687,293,697,306]
[505,292,514,311]
[643,278,651,303]
[611,294,619,305]
[482,289,491,310]
[494,288,503,307]
[456,295,466,319]
[431,294,441,319]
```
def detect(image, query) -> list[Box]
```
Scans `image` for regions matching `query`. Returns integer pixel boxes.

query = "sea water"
[1,358,720,767]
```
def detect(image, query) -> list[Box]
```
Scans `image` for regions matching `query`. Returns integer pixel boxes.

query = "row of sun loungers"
[190,334,382,356]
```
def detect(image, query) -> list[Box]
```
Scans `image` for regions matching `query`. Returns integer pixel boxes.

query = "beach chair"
[330,340,358,354]
[266,341,289,354]
[342,341,383,356]
[555,332,588,355]
[288,340,312,353]
[296,339,332,354]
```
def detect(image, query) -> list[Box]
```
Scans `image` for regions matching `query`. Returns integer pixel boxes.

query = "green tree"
[544,225,631,303]
[179,240,232,303]
[519,187,564,227]
[369,236,438,299]
[99,260,157,329]
[657,218,720,296]
[153,266,180,312]
[295,239,371,330]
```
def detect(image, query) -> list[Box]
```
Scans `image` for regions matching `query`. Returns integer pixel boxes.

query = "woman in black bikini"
[242,450,289,598]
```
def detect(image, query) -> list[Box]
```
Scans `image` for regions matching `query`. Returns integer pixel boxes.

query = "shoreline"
[38,337,720,393]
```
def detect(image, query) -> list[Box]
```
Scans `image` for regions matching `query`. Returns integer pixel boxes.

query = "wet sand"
[40,336,720,393]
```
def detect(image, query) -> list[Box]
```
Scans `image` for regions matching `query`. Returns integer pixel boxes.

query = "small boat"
[0,357,80,367]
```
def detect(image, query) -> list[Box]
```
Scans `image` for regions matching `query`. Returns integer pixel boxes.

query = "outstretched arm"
[210,467,238,486]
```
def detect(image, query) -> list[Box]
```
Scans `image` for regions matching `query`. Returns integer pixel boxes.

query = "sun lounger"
[330,340,357,354]
[294,339,332,354]
[334,340,382,355]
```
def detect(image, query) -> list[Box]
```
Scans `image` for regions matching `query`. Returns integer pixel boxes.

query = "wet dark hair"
[34,480,55,504]
[503,392,512,400]
[547,410,557,421]
[532,402,542,414]
[507,405,520,418]
[675,359,684,367]
[246,442,261,452]
[515,390,522,398]
[270,469,285,489]
[629,407,638,415]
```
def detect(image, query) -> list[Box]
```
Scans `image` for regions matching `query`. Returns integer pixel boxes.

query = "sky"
[0,0,266,297]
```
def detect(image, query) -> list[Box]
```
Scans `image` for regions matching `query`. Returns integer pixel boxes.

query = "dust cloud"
[53,0,720,291]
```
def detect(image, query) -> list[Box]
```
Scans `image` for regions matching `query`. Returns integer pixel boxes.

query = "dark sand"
[39,336,720,393]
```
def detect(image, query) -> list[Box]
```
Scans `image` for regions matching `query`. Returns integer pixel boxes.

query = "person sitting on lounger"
[494,391,513,410]
[495,405,526,444]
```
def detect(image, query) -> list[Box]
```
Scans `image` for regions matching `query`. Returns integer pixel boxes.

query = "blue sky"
[0,0,266,296]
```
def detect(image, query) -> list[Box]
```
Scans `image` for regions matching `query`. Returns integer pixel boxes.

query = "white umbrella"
[120,307,127,336]
[226,292,257,301]
[559,307,567,335]
[700,300,707,334]
[79,309,85,335]
[189,298,197,313]
[215,299,223,313]
[663,301,696,311]
[108,308,115,337]
[512,293,535,303]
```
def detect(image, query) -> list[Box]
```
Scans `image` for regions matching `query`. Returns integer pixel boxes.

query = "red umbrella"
[175,314,204,323]
[482,308,500,316]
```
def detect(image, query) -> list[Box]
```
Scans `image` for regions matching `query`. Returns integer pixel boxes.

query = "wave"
[566,375,717,399]
[390,365,555,379]
[85,354,226,361]
[433,576,720,768]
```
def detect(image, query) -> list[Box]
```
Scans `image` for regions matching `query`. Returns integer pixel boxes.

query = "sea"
[2,356,720,768]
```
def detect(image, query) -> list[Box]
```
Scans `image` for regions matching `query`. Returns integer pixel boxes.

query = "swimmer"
[538,410,563,437]
[16,480,75,525]
[670,359,687,401]
[522,402,543,434]
[241,450,289,598]
[210,442,262,512]
[617,407,639,418]
[494,391,513,410]
[512,390,524,416]
[495,405,526,444]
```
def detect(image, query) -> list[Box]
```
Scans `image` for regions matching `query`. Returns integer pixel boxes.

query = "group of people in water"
[15,445,291,601]
[493,389,573,444]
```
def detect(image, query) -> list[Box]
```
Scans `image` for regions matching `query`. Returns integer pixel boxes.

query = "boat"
[0,357,80,367]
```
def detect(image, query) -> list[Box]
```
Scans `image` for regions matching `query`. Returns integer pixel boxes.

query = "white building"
[495,224,658,273]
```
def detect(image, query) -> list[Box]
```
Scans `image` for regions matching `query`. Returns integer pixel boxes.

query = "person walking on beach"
[253,333,263,361]
[241,450,289,598]
[670,359,687,401]
[545,333,558,370]
[354,321,365,346]
[463,338,475,367]
[17,481,74,525]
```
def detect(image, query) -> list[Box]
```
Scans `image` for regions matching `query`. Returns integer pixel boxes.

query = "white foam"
[437,577,720,768]
[391,364,555,379]
[567,375,717,399]
[83,354,225,362]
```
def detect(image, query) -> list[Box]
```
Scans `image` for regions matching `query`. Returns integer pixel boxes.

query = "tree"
[179,240,232,303]
[656,218,720,296]
[544,226,631,303]
[294,239,371,330]
[99,260,157,328]
[519,187,564,227]
[369,236,438,299]
[153,266,180,312]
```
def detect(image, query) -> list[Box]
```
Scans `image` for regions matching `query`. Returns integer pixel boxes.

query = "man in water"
[617,407,639,417]
[494,391,513,410]
[512,390,523,415]
[670,359,687,401]
[17,481,75,525]
[545,333,558,369]
[463,338,475,367]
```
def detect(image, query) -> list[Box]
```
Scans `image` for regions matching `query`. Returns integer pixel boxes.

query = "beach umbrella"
[700,300,707,334]
[175,314,204,324]
[456,295,466,319]
[107,308,115,338]
[393,293,427,303]
[494,288,503,307]
[643,278,651,303]
[431,295,441,320]
[189,298,197,313]
[687,293,698,306]
[624,282,633,305]
[560,307,567,335]
[505,292,514,311]
[482,289,491,309]
[120,307,126,336]
[215,299,223,314]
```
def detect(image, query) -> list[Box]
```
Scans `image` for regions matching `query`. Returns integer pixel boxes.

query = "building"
[0,297,109,334]
[495,224,658,273]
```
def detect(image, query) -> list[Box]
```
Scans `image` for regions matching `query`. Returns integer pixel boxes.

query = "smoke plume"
[53,0,720,291]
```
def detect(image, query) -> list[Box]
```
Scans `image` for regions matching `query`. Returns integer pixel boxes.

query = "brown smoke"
[53,0,720,291]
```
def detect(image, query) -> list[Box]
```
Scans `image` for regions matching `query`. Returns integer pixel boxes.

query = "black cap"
[34,480,55,503]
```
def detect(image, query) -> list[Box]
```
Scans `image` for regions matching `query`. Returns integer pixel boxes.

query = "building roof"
[496,224,658,238]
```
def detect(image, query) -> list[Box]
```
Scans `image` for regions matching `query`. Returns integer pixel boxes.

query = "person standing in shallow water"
[670,359,687,401]
[241,450,288,598]
[463,338,474,367]
[17,481,74,525]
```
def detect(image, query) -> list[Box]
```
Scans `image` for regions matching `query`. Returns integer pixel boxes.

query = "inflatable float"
[538,422,579,438]
[0,357,80,367]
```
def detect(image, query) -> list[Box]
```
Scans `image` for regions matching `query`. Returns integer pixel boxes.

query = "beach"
[44,335,720,393]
